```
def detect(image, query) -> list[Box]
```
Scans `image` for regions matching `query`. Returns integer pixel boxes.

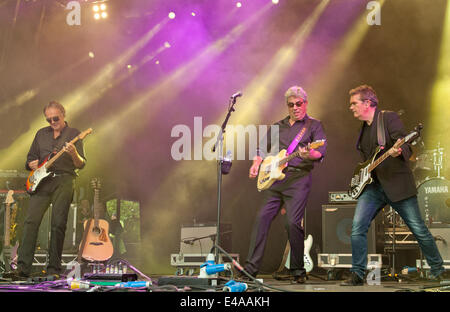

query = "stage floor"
[0,273,447,293]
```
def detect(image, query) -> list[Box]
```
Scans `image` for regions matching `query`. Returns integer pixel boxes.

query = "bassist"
[240,86,327,284]
[5,101,86,280]
[342,85,445,285]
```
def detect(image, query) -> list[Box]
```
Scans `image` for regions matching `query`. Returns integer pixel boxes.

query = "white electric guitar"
[283,234,314,273]
[257,140,325,191]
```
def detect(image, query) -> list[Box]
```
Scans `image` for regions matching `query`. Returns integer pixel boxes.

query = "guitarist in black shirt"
[3,101,86,280]
[342,85,445,285]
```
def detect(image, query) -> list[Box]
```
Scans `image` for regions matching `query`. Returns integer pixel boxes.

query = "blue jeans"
[351,182,444,279]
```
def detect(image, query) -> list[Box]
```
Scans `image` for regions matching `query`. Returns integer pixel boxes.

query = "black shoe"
[430,270,450,281]
[341,272,364,286]
[272,268,292,280]
[1,270,29,281]
[273,268,307,283]
[292,275,307,284]
[235,268,256,281]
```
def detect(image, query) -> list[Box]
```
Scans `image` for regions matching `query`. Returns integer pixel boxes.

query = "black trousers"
[18,175,74,275]
[245,171,312,277]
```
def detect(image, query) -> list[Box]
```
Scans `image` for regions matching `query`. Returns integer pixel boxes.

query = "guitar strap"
[286,118,312,155]
[377,110,386,147]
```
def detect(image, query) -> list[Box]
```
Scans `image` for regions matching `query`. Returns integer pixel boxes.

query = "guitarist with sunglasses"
[2,101,86,281]
[342,85,445,286]
[237,86,327,284]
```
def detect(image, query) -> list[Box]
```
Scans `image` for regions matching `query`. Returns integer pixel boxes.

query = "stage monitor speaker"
[429,226,450,260]
[37,204,78,252]
[322,204,382,254]
[180,223,231,254]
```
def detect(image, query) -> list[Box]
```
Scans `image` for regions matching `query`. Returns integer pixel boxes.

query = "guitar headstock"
[5,190,14,205]
[91,178,102,190]
[309,139,326,150]
[403,124,423,145]
[78,128,93,140]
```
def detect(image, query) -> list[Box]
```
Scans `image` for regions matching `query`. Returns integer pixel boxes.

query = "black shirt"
[258,115,327,173]
[359,121,377,161]
[25,122,86,176]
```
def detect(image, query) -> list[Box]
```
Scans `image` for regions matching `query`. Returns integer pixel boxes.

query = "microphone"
[230,91,242,100]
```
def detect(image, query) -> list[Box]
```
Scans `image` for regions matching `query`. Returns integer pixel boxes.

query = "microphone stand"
[212,94,239,264]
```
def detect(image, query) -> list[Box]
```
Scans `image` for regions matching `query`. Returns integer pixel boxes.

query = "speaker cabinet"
[322,204,382,254]
[180,223,232,254]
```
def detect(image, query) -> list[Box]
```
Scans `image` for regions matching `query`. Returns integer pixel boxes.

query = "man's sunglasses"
[46,116,60,123]
[287,100,306,108]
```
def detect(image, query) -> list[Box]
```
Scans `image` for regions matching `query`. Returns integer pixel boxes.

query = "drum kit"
[412,142,450,225]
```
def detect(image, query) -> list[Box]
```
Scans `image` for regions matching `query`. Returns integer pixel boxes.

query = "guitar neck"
[4,203,10,246]
[93,189,100,227]
[45,135,80,169]
[368,138,405,172]
[280,151,300,166]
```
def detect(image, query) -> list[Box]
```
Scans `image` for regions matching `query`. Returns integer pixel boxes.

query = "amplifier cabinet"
[322,204,382,254]
[180,223,232,254]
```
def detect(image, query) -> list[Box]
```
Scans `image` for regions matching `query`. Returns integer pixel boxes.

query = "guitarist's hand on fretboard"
[387,139,403,158]
[298,144,322,160]
[28,160,39,170]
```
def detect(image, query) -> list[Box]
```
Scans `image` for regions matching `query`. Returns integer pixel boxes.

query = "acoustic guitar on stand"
[257,140,325,191]
[26,128,92,194]
[79,178,113,262]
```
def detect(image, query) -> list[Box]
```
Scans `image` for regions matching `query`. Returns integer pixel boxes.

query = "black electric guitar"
[349,125,422,199]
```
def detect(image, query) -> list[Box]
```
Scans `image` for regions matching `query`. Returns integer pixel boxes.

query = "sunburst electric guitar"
[26,128,92,194]
[257,140,325,191]
[349,125,422,199]
[79,178,113,262]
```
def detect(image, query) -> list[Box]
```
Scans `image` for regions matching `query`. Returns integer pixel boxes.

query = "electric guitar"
[257,140,325,191]
[277,235,314,274]
[349,124,422,199]
[3,190,14,247]
[286,234,314,272]
[0,190,19,272]
[80,178,113,262]
[26,128,92,194]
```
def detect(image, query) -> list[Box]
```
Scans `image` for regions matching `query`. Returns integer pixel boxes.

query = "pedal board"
[158,276,217,289]
[83,273,138,282]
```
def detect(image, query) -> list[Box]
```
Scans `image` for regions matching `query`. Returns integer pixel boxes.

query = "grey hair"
[43,101,66,116]
[285,86,308,103]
